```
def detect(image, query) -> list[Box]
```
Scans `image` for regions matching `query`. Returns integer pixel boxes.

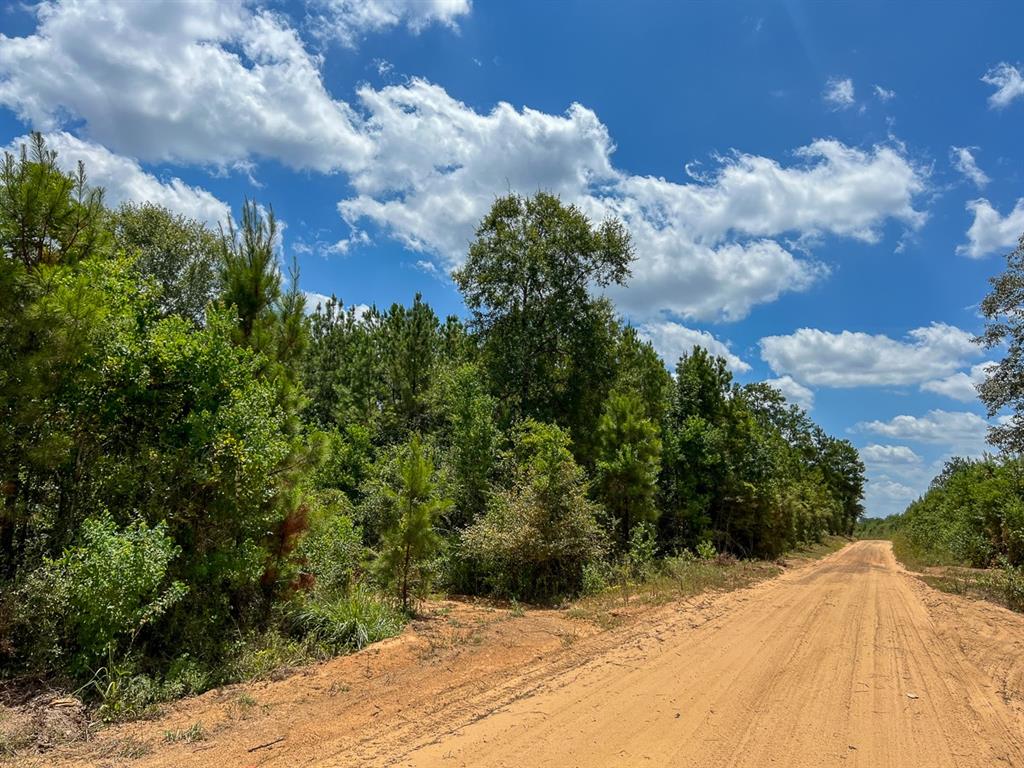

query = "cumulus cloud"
[760,323,979,387]
[959,198,1024,258]
[860,444,922,465]
[310,0,471,47]
[0,3,929,324]
[0,0,372,172]
[921,362,995,402]
[636,321,750,373]
[863,477,919,517]
[824,77,855,109]
[763,376,814,410]
[982,63,1024,109]
[340,80,926,320]
[855,409,991,454]
[5,131,230,227]
[950,146,990,189]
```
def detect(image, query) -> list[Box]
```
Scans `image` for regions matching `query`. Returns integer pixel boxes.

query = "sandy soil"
[22,541,1024,767]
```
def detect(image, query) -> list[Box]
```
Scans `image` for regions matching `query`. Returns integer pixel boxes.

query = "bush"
[461,421,607,600]
[298,494,363,593]
[24,514,186,675]
[696,540,717,561]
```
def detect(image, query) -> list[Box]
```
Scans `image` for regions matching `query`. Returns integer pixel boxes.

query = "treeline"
[857,232,1024,609]
[0,136,863,715]
[858,457,1024,568]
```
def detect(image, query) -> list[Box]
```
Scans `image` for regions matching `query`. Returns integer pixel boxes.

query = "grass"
[568,536,850,629]
[162,721,206,744]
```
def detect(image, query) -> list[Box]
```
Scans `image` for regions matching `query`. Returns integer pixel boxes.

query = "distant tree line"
[0,135,864,716]
[858,232,1024,607]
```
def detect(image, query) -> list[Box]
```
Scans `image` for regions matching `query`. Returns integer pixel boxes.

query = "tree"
[979,233,1024,452]
[377,435,448,611]
[453,192,633,445]
[428,362,500,531]
[111,202,222,323]
[595,392,661,550]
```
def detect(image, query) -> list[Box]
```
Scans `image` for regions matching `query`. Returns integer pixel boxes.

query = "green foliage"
[595,391,661,550]
[298,495,364,593]
[461,421,607,600]
[0,138,870,715]
[696,540,717,560]
[111,202,222,323]
[880,457,1024,571]
[290,586,405,652]
[978,233,1024,452]
[454,192,631,451]
[375,435,449,611]
[428,362,500,530]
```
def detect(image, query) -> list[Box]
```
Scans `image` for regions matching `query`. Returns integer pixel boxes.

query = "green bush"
[696,540,717,561]
[461,421,607,600]
[28,514,186,675]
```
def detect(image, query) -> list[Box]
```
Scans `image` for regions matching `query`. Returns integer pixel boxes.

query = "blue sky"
[2,0,1023,516]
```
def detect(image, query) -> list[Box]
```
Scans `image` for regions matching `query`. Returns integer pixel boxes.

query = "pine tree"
[377,435,448,611]
[595,391,662,550]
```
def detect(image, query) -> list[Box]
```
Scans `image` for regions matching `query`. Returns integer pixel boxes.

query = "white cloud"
[950,146,990,189]
[0,4,929,324]
[311,0,471,47]
[855,409,991,454]
[5,131,230,227]
[959,197,1024,259]
[637,321,750,373]
[982,63,1024,109]
[824,77,855,109]
[921,362,994,402]
[860,444,922,465]
[763,375,814,410]
[873,85,896,102]
[303,291,333,314]
[0,0,372,172]
[863,478,919,518]
[340,79,926,321]
[760,323,979,387]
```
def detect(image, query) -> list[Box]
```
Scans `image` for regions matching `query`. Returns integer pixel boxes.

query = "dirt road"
[35,541,1024,767]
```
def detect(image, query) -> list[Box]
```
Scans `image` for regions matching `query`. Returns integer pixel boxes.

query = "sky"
[1,0,1023,517]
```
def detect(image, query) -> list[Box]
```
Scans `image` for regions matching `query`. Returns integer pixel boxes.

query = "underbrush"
[887,533,1024,613]
[7,585,407,727]
[566,537,845,628]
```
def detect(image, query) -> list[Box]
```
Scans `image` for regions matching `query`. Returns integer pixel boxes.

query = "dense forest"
[858,232,1024,609]
[0,135,864,717]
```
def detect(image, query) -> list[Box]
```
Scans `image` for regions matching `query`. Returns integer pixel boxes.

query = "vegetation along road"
[44,540,1024,767]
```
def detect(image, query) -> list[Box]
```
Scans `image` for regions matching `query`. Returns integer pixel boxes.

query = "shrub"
[461,421,607,600]
[696,540,717,561]
[26,514,186,675]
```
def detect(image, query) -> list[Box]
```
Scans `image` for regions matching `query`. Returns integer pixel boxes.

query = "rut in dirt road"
[387,541,1024,768]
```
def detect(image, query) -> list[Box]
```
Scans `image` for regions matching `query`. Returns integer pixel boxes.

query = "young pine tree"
[377,436,449,611]
[595,391,662,550]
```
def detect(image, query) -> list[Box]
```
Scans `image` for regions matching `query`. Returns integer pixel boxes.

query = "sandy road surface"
[396,541,1024,768]
[31,541,1024,767]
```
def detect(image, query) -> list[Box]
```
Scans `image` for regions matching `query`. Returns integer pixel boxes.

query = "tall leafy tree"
[453,192,633,446]
[111,202,222,323]
[979,233,1024,452]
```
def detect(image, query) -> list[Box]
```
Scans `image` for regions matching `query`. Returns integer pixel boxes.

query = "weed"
[163,721,206,744]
